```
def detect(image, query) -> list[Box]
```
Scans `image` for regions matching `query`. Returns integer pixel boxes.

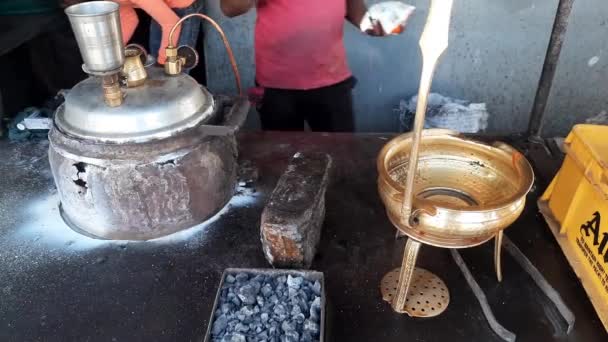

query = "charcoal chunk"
[235,273,249,282]
[223,333,246,342]
[221,303,234,314]
[235,323,249,333]
[211,273,324,342]
[304,319,320,337]
[282,330,299,342]
[311,281,322,296]
[212,314,228,336]
[281,320,296,332]
[286,275,303,289]
[237,284,259,305]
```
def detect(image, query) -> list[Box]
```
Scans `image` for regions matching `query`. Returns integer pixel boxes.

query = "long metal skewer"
[392,0,454,313]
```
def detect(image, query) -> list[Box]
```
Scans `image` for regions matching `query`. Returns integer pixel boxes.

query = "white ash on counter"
[210,273,322,342]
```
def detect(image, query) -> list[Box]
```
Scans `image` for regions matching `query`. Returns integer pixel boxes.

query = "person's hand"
[117,0,182,64]
[365,17,386,37]
[360,2,415,37]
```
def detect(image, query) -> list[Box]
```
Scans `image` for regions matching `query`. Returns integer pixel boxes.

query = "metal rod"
[392,0,453,314]
[451,249,517,342]
[400,61,436,225]
[392,239,422,312]
[527,0,575,138]
[502,235,575,334]
[400,0,453,226]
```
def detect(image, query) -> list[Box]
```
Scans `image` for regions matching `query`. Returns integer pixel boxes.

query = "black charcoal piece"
[294,313,306,324]
[237,284,259,305]
[261,284,273,297]
[304,320,320,336]
[224,333,246,342]
[221,303,233,314]
[235,323,249,333]
[312,281,321,296]
[210,272,323,342]
[212,314,228,336]
[283,330,299,342]
[281,320,296,332]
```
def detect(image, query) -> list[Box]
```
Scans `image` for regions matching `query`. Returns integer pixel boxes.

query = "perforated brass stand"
[381,239,450,317]
[382,235,504,316]
[381,267,449,317]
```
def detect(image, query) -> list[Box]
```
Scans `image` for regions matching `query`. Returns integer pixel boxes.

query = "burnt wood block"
[260,152,332,268]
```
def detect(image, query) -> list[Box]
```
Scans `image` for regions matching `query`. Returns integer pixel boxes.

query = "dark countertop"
[0,132,605,342]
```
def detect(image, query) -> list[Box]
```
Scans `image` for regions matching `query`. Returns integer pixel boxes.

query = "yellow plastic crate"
[538,124,608,331]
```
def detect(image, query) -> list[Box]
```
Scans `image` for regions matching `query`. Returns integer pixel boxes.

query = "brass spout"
[122,44,148,87]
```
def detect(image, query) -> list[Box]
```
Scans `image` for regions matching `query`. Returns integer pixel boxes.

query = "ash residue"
[0,139,49,172]
[233,160,260,206]
[237,160,259,189]
[210,273,322,342]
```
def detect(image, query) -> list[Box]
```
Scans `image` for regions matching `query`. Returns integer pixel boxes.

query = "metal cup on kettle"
[65,1,125,75]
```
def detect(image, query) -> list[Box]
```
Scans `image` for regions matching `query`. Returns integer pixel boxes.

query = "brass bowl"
[377,129,534,248]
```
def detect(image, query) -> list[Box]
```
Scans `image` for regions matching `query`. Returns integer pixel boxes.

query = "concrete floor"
[0,132,605,341]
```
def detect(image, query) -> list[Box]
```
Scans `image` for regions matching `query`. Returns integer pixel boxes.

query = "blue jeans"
[149,1,202,69]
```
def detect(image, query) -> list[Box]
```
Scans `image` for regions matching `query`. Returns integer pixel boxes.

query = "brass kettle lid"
[55,67,214,143]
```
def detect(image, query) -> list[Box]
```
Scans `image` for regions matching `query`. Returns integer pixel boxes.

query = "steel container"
[65,1,125,74]
[48,67,249,240]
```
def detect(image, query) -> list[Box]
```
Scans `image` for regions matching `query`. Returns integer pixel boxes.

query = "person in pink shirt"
[221,0,386,132]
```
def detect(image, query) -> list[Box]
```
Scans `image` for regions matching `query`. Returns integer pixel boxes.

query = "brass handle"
[409,209,424,226]
[125,43,148,61]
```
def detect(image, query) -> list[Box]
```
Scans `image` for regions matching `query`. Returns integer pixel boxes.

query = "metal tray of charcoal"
[204,268,326,342]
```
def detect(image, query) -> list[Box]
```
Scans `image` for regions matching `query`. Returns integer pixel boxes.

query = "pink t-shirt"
[255,0,352,90]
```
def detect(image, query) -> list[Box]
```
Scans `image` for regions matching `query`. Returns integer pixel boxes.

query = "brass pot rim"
[377,129,535,213]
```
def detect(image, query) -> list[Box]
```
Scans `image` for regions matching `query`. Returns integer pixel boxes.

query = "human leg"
[305,77,356,132]
[258,88,304,131]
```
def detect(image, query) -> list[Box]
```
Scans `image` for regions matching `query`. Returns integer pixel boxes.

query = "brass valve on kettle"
[164,13,242,94]
[164,45,199,76]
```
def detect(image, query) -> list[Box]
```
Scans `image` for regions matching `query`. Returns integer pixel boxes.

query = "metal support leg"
[495,231,503,282]
[392,239,421,311]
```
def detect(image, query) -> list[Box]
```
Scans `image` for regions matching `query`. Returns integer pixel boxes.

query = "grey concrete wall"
[542,1,608,137]
[204,0,559,133]
[203,1,257,128]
